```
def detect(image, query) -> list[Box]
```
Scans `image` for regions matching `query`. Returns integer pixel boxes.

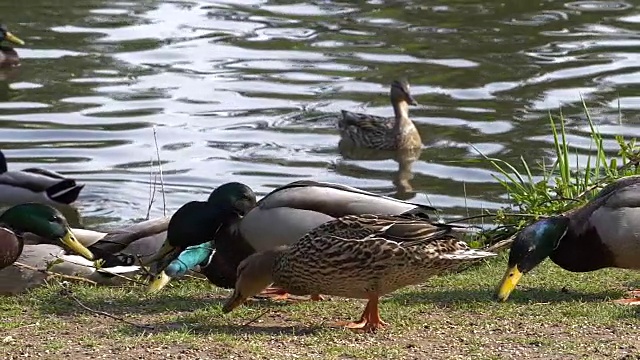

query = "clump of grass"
[479,100,640,244]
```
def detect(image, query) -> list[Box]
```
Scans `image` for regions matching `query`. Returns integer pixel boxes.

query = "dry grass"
[1,255,639,360]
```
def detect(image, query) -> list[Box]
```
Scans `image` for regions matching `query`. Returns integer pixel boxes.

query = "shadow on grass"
[34,290,293,317]
[387,287,627,306]
[120,317,326,337]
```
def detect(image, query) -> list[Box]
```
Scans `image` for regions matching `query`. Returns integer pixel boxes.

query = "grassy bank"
[3,105,640,359]
[1,255,639,359]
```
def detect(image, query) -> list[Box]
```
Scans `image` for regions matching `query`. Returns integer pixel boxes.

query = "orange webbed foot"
[612,289,640,305]
[334,296,388,333]
[613,297,640,306]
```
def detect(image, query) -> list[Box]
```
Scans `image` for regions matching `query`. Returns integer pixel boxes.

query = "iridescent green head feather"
[0,203,93,260]
[496,217,570,301]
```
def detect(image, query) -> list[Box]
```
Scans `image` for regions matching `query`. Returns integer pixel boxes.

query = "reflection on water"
[0,0,639,228]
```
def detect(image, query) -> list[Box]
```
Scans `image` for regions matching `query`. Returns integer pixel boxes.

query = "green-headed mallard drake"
[24,216,169,269]
[0,203,94,269]
[0,24,24,68]
[0,242,140,295]
[496,175,640,305]
[0,150,85,206]
[222,214,496,332]
[338,79,422,150]
[0,204,149,294]
[146,180,437,292]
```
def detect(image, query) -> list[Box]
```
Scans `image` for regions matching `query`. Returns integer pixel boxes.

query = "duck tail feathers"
[46,180,84,204]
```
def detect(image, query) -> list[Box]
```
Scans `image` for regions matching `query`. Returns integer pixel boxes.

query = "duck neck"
[262,246,286,271]
[391,100,413,131]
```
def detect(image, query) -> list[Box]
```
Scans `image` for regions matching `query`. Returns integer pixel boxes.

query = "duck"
[68,216,169,266]
[146,180,438,292]
[496,175,640,305]
[0,24,24,68]
[221,213,496,332]
[0,203,94,270]
[0,242,141,295]
[23,216,169,269]
[338,79,422,150]
[0,150,85,206]
[2,213,167,295]
[0,203,117,294]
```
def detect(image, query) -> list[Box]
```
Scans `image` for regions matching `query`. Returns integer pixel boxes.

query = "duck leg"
[257,288,325,302]
[613,289,640,306]
[256,286,290,301]
[340,293,388,333]
[339,300,371,329]
[361,295,389,332]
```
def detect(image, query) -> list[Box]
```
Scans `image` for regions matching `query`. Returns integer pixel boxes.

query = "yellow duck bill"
[5,32,24,46]
[61,229,94,260]
[147,271,172,293]
[496,265,523,302]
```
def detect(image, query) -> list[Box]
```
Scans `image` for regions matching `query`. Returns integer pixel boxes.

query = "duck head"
[496,216,570,302]
[0,25,24,46]
[222,247,284,313]
[390,79,417,106]
[147,241,215,293]
[145,182,257,268]
[0,203,93,260]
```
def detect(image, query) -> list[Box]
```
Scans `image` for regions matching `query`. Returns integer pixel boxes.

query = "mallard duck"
[222,214,496,332]
[0,203,94,270]
[496,175,640,305]
[146,180,437,292]
[0,243,140,295]
[67,217,169,266]
[0,24,24,68]
[0,150,85,206]
[0,203,146,294]
[22,216,169,269]
[338,79,422,150]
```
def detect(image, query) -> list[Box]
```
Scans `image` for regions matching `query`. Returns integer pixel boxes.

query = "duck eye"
[49,215,62,223]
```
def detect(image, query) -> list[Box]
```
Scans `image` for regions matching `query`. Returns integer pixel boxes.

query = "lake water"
[1,0,639,228]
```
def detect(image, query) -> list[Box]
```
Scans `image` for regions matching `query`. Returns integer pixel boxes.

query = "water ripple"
[1,0,640,225]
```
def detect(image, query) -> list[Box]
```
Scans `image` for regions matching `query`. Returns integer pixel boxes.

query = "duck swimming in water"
[0,24,24,67]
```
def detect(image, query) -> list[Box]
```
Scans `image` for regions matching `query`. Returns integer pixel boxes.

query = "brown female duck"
[222,214,496,332]
[338,79,422,150]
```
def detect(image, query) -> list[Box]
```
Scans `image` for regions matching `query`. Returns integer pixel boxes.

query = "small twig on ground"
[184,273,208,281]
[152,125,167,216]
[242,309,270,326]
[57,281,154,330]
[134,254,156,279]
[13,262,98,285]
